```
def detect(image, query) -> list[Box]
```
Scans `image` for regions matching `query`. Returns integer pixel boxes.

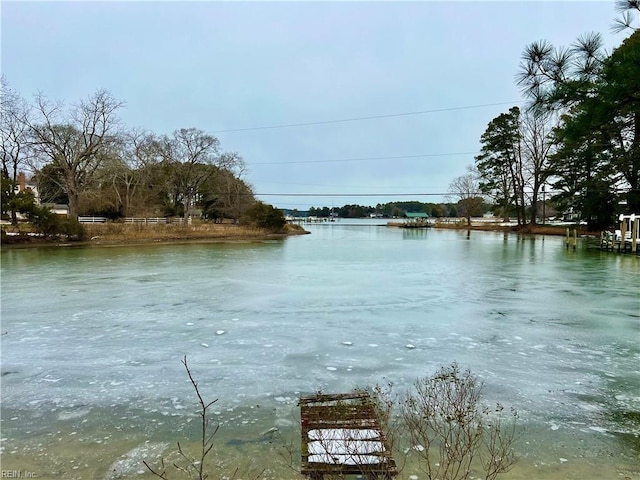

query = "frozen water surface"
[1,223,639,477]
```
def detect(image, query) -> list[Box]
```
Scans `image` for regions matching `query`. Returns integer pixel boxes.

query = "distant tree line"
[305,200,491,219]
[450,2,639,230]
[0,81,258,227]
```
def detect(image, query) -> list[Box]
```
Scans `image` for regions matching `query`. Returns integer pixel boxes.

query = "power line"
[253,190,567,197]
[248,151,478,165]
[255,193,453,197]
[211,101,522,133]
[261,180,451,190]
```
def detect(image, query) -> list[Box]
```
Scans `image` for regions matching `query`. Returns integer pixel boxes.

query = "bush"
[241,201,286,231]
[28,206,61,236]
[61,218,87,240]
[399,363,518,480]
[28,207,86,240]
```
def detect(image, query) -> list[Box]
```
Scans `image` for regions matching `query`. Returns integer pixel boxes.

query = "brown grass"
[83,221,309,245]
[0,220,309,247]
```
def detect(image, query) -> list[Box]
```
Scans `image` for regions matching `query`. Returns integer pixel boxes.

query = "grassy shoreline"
[1,222,309,248]
[1,220,599,249]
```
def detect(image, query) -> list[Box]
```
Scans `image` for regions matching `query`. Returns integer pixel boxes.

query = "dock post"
[620,218,627,253]
[632,216,638,254]
[565,228,570,249]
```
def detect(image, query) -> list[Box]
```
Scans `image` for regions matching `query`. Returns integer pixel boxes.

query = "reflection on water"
[1,224,639,479]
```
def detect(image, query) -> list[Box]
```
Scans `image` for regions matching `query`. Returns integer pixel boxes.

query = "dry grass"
[84,221,308,244]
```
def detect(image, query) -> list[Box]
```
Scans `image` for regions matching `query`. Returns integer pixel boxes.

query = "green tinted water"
[1,225,638,478]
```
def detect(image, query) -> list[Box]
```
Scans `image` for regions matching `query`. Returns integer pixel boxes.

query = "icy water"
[1,223,639,479]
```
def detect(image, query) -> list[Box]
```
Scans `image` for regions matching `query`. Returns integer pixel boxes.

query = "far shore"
[432,221,600,237]
[1,219,600,249]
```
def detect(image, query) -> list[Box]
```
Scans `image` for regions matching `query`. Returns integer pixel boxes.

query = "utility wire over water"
[1,225,638,479]
[211,101,523,133]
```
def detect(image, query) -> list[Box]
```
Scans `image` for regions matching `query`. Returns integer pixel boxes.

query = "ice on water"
[1,229,639,450]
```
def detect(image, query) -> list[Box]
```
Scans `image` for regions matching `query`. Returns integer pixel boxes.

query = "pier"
[600,214,640,254]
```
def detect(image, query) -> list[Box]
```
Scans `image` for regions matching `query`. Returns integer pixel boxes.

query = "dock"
[600,214,640,254]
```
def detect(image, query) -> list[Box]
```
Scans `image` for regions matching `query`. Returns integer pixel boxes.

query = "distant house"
[15,171,69,217]
[46,204,70,216]
[15,171,39,202]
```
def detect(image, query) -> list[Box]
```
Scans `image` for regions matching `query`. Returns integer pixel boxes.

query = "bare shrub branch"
[399,363,518,480]
[144,355,219,480]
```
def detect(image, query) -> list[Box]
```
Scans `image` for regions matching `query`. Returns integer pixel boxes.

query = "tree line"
[304,200,490,219]
[0,81,258,226]
[449,2,639,230]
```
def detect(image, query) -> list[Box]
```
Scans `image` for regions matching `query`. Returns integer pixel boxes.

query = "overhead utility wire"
[248,151,478,165]
[256,192,467,197]
[211,101,522,133]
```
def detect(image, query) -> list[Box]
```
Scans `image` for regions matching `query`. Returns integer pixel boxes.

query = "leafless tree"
[105,128,164,216]
[157,128,221,220]
[215,152,254,222]
[26,89,124,218]
[448,167,483,226]
[520,109,555,224]
[0,77,34,223]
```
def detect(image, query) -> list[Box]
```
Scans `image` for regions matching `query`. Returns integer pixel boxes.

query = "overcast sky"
[1,1,628,210]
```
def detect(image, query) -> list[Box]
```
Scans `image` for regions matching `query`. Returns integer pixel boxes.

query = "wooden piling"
[632,218,638,254]
[620,219,627,253]
[566,228,577,250]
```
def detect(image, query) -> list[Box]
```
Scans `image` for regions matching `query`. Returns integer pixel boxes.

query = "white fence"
[77,217,186,224]
[77,216,107,223]
[124,217,186,224]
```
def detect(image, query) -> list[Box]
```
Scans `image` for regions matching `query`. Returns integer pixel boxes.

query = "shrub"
[399,363,518,480]
[241,201,286,231]
[28,207,86,240]
[28,206,61,236]
[61,218,87,240]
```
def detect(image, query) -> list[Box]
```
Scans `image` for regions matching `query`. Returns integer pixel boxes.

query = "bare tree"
[158,128,220,220]
[216,152,254,222]
[0,77,34,224]
[27,90,124,218]
[520,109,555,224]
[448,167,483,226]
[107,128,164,216]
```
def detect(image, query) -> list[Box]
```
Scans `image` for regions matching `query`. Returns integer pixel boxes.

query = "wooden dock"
[600,214,639,254]
[299,392,397,479]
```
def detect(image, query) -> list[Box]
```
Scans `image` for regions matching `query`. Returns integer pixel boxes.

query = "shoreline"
[0,222,310,249]
[432,222,600,236]
[1,401,638,480]
[0,220,600,250]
